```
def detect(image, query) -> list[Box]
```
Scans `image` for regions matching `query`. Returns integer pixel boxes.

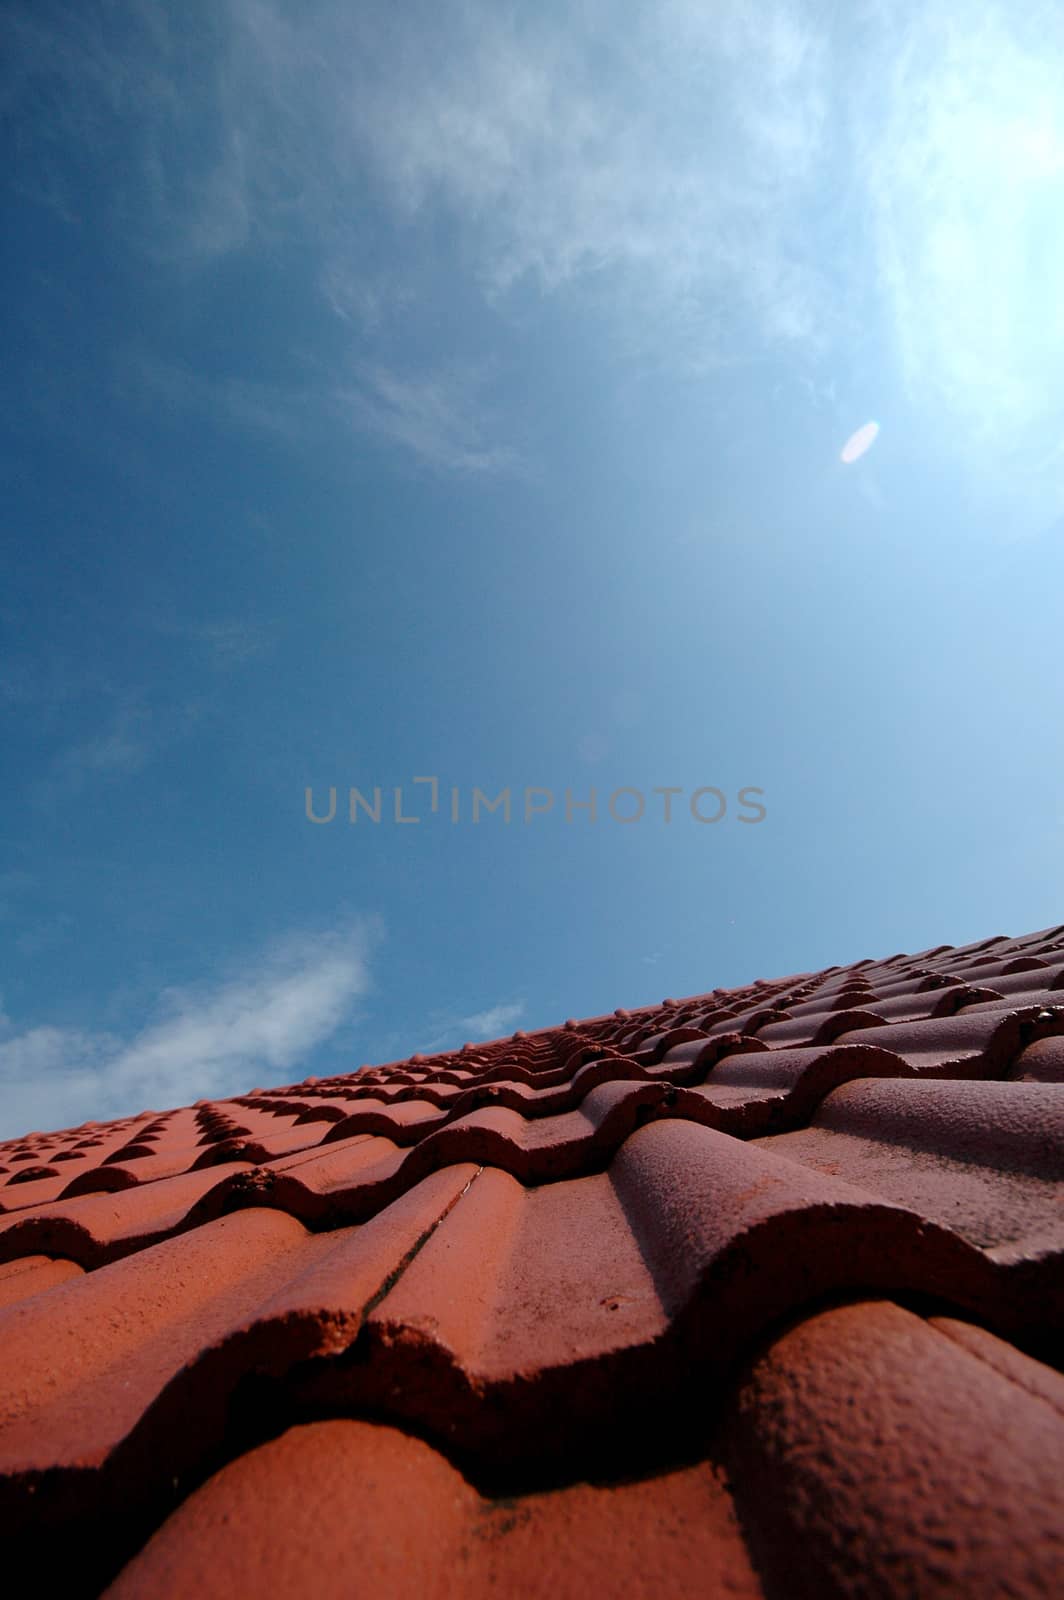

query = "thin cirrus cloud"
[28,698,205,813]
[256,0,1064,500]
[5,2,833,425]
[0,920,379,1137]
[118,347,516,478]
[40,705,156,792]
[338,365,522,477]
[149,615,275,669]
[9,0,1064,500]
[189,619,273,668]
[338,0,834,353]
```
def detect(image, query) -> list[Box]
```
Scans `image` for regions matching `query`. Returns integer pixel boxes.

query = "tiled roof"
[2,928,1063,1597]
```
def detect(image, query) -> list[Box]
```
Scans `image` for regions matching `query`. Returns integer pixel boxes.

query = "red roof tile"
[0,926,1062,1595]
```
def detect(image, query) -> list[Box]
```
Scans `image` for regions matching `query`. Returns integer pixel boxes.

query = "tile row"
[5,929,1062,1173]
[2,1103,1061,1568]
[101,1299,1064,1600]
[2,999,1060,1228]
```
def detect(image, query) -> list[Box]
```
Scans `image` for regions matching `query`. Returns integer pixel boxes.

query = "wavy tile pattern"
[0,925,1061,1597]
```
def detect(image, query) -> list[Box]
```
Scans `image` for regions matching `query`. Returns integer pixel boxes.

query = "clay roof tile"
[0,926,1061,1597]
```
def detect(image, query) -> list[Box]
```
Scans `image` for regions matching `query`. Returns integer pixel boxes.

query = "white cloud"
[0,919,378,1137]
[120,346,521,476]
[151,615,274,668]
[193,619,272,666]
[335,0,834,360]
[8,2,835,355]
[29,697,204,810]
[339,364,520,476]
[0,654,112,710]
[421,999,526,1053]
[14,912,75,959]
[460,1001,526,1039]
[119,350,309,444]
[320,262,412,332]
[55,705,154,783]
[12,1,1064,507]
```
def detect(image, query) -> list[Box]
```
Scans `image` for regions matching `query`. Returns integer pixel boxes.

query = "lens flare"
[841,421,879,464]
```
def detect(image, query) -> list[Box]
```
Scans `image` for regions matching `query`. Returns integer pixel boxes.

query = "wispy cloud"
[121,347,521,476]
[0,653,112,712]
[0,919,378,1137]
[29,697,203,810]
[152,615,274,668]
[8,3,834,356]
[13,912,75,960]
[11,1,1064,506]
[321,262,412,332]
[461,1001,526,1038]
[342,0,832,353]
[53,705,154,784]
[339,364,520,476]
[119,350,309,444]
[420,998,526,1053]
[193,619,273,667]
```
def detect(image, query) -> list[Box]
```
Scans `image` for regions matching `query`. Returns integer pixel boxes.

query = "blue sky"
[2,0,1063,1136]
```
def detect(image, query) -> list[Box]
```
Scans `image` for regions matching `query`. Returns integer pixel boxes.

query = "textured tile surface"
[1,926,1062,1596]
